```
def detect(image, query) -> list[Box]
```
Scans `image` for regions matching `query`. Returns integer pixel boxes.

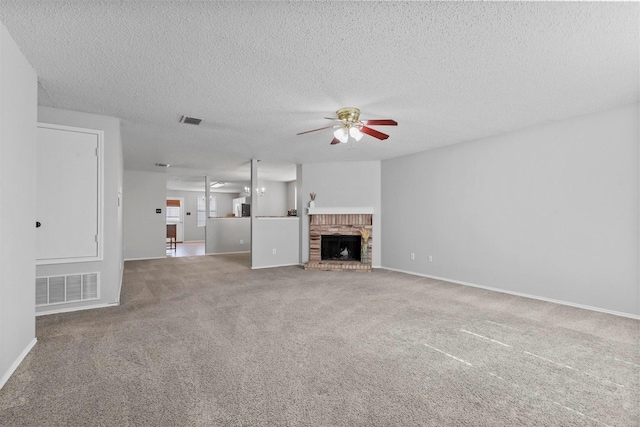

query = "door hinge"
[95,235,99,243]
[95,147,99,156]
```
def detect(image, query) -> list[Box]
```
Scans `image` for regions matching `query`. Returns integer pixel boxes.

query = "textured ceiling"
[0,1,637,185]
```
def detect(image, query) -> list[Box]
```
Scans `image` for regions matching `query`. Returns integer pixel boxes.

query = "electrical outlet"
[428,255,433,262]
[272,248,277,255]
[240,240,243,244]
[410,253,415,260]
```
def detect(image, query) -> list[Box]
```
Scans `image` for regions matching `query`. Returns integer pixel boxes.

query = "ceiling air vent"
[179,115,202,125]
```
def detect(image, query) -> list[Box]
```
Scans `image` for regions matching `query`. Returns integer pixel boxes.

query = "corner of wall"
[0,20,38,388]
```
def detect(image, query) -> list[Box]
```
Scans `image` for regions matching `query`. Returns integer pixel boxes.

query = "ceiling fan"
[297,107,397,145]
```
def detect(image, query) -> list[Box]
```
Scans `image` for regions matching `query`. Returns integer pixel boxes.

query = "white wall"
[206,218,250,254]
[211,191,238,218]
[123,170,166,260]
[286,180,297,212]
[36,107,123,314]
[166,190,205,242]
[255,180,288,217]
[148,189,238,245]
[0,22,37,389]
[252,218,300,268]
[382,104,639,317]
[297,161,382,267]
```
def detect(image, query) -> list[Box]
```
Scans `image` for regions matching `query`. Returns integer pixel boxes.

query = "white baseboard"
[0,338,37,390]
[206,251,251,255]
[36,301,119,317]
[381,267,640,320]
[252,262,302,270]
[124,256,166,261]
[117,262,124,305]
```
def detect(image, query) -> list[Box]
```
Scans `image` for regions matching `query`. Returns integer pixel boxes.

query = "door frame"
[166,196,184,243]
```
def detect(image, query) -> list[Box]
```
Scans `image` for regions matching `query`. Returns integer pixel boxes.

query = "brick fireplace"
[304,207,373,272]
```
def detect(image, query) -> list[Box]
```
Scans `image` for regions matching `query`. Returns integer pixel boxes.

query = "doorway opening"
[166,241,205,257]
[166,197,184,244]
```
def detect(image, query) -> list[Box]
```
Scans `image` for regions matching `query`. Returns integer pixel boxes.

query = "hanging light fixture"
[332,124,362,143]
[333,127,349,143]
[349,126,363,141]
[332,108,365,144]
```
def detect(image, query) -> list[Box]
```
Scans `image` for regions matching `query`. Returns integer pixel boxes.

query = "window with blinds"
[166,199,181,222]
[197,196,217,227]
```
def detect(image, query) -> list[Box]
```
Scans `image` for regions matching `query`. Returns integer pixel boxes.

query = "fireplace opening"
[321,235,361,262]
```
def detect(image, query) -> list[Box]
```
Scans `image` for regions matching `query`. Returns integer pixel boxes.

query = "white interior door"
[166,197,184,242]
[36,124,102,263]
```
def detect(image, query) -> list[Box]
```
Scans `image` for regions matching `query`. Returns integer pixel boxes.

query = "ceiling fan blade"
[330,138,341,145]
[360,126,390,140]
[362,119,397,126]
[297,125,337,135]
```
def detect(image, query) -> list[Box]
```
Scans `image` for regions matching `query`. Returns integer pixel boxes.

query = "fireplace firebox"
[305,211,372,272]
[321,235,361,262]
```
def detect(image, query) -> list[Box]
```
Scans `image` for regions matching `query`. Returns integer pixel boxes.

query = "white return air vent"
[36,273,99,306]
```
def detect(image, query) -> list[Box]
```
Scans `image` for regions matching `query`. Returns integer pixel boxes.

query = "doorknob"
[36,221,41,228]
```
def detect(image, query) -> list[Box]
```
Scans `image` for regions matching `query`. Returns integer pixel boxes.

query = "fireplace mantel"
[307,207,375,215]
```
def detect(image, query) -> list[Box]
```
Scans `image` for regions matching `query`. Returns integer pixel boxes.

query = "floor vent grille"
[36,273,99,306]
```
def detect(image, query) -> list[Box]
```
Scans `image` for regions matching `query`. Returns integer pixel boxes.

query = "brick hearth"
[304,212,372,272]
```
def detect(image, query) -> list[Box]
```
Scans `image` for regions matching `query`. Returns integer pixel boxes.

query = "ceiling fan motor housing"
[336,107,361,124]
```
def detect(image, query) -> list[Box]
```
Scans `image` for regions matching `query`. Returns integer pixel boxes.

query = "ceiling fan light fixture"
[349,126,363,141]
[334,127,348,143]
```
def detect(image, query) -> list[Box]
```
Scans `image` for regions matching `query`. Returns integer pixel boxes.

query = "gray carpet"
[1,254,638,426]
